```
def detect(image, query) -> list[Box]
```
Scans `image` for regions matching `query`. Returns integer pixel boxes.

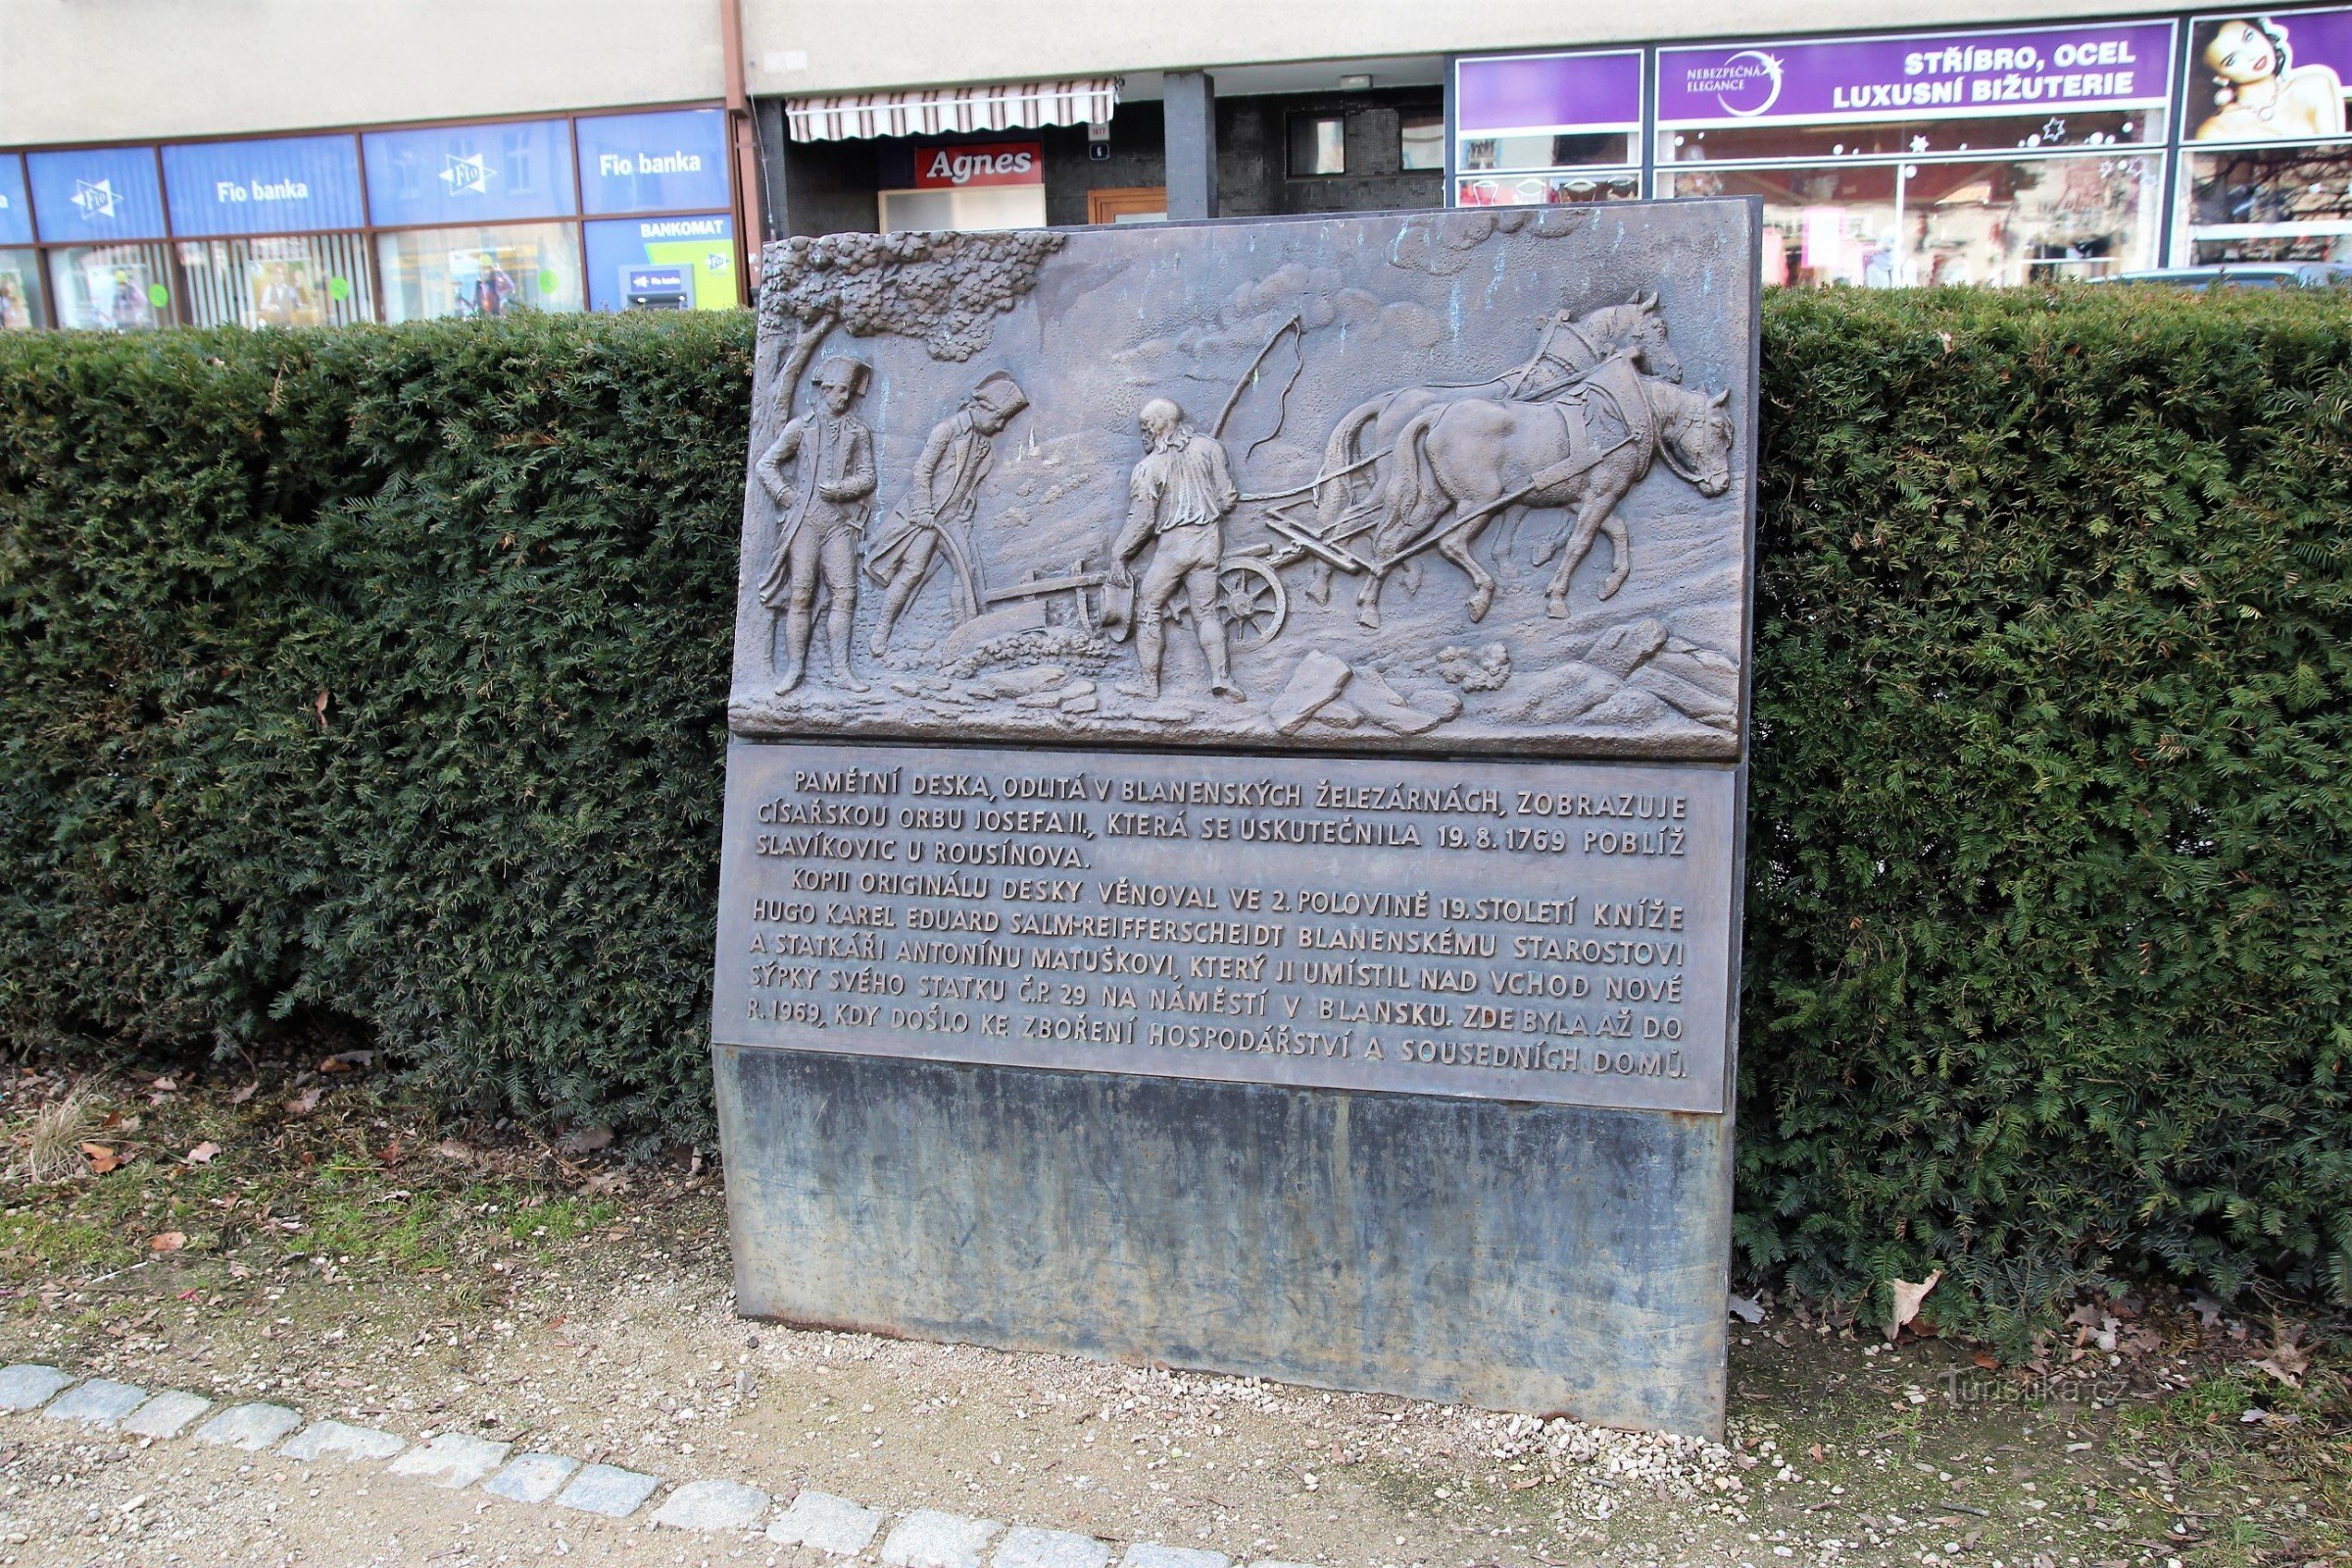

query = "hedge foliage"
[2,292,2347,1336]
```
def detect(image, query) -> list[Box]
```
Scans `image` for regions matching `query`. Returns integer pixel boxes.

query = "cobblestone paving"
[0,1363,1306,1566]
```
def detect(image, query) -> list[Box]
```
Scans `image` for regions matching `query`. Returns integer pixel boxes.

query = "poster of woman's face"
[2189,13,2352,141]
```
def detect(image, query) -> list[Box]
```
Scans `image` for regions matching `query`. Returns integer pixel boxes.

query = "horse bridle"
[1651,399,1729,489]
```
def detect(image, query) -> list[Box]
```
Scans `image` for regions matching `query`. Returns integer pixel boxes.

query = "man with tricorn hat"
[1108,397,1245,704]
[865,369,1029,656]
[758,355,876,694]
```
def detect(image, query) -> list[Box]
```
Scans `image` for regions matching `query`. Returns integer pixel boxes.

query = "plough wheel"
[1215,560,1287,649]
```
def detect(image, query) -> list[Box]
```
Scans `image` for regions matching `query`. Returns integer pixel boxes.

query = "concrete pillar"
[1163,70,1217,220]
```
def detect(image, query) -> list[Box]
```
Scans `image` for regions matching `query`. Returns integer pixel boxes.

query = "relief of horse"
[1308,294,1683,559]
[1354,375,1735,629]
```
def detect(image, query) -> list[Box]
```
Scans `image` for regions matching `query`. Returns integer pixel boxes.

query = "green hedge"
[2,293,2346,1337]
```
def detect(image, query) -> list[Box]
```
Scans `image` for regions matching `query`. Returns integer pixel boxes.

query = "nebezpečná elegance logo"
[1686,51,1787,119]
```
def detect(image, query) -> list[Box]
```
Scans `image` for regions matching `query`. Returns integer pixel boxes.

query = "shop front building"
[0,107,743,330]
[1452,5,2352,283]
[757,66,1446,239]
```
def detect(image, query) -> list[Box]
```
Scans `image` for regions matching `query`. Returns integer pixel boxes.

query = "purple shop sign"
[1458,50,1644,136]
[1657,20,2177,126]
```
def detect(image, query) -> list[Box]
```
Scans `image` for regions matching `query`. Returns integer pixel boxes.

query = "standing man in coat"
[1108,397,1245,704]
[758,356,877,694]
[865,370,1028,656]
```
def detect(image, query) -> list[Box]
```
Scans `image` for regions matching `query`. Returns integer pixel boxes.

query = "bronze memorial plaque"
[710,203,1759,1436]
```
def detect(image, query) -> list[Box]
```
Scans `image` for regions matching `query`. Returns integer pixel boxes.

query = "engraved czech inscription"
[712,741,1737,1113]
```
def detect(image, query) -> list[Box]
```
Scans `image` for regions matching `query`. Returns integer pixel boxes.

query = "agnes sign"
[912,141,1043,189]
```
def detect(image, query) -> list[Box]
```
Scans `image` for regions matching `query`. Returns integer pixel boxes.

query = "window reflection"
[1668,154,2162,286]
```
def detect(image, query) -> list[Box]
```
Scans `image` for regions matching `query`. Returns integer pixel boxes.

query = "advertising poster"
[247,249,325,327]
[2186,7,2352,141]
[74,253,157,331]
[584,214,737,312]
[0,255,37,329]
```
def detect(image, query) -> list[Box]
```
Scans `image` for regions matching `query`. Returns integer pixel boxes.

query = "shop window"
[1460,130,1636,174]
[0,248,46,328]
[2184,144,2352,263]
[1664,111,2161,167]
[1664,154,2163,287]
[175,233,375,328]
[878,186,1046,233]
[47,243,175,329]
[1457,172,1640,207]
[1400,114,1446,172]
[374,222,583,322]
[1289,114,1348,177]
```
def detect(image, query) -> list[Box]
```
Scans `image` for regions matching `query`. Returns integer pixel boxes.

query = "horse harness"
[1540,353,1656,493]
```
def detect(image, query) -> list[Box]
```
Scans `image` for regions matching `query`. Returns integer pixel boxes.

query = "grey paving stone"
[281,1419,407,1463]
[995,1526,1110,1568]
[121,1391,212,1440]
[0,1365,73,1411]
[1246,1560,1321,1568]
[883,1509,1003,1568]
[653,1477,770,1531]
[43,1378,148,1428]
[192,1402,303,1450]
[386,1431,511,1489]
[555,1462,663,1519]
[1120,1547,1231,1568]
[483,1451,580,1503]
[766,1489,884,1555]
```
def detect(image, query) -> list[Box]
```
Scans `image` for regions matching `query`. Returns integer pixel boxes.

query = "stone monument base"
[714,1044,1730,1436]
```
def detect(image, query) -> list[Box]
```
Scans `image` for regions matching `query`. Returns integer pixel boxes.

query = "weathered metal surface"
[714,1045,1732,1434]
[725,205,1757,761]
[713,741,1737,1114]
[710,201,1760,1439]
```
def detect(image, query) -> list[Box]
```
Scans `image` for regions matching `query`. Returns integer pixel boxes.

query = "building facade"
[2,0,2348,328]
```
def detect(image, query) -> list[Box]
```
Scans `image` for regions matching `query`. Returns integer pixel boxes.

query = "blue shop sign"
[576,108,731,215]
[26,145,169,241]
[163,135,365,237]
[363,119,575,227]
[584,213,737,312]
[0,156,32,246]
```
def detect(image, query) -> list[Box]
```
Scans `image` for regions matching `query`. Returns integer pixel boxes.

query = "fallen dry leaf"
[2255,1357,2303,1388]
[148,1232,184,1252]
[284,1086,322,1117]
[80,1142,122,1174]
[1973,1350,2001,1370]
[226,1082,257,1105]
[1886,1271,1942,1341]
[318,1051,374,1074]
[183,1142,221,1166]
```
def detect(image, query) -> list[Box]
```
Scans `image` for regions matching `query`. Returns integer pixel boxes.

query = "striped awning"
[785,77,1121,142]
